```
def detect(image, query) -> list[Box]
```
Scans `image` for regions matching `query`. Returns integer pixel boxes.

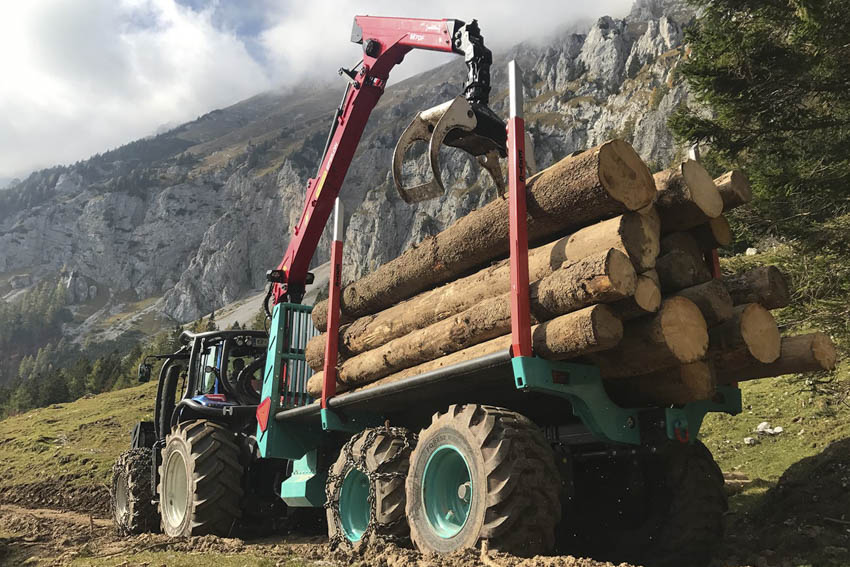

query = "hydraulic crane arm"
[267,16,500,305]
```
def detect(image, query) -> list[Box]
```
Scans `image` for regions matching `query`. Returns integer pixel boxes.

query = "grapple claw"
[392,96,507,204]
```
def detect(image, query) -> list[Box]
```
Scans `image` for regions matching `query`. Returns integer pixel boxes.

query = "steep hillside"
[0,0,694,357]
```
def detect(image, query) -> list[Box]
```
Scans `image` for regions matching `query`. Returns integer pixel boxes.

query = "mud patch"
[0,479,110,517]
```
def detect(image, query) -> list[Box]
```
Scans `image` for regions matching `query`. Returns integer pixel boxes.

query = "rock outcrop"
[0,1,696,341]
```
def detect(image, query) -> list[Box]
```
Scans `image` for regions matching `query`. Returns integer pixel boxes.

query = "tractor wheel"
[112,448,159,535]
[405,404,561,556]
[326,426,415,549]
[158,420,244,537]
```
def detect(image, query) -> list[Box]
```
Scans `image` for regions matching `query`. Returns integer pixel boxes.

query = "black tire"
[326,426,415,549]
[647,441,727,567]
[564,440,726,567]
[158,420,244,537]
[111,448,159,535]
[406,404,561,556]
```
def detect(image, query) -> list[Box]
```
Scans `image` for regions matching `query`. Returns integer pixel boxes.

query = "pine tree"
[670,0,850,239]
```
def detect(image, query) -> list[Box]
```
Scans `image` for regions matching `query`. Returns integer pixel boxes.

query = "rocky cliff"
[0,0,694,342]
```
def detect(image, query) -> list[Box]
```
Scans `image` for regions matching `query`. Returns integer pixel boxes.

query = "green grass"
[701,361,850,482]
[0,381,157,489]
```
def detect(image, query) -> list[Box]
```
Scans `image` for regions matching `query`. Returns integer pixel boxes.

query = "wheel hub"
[339,468,370,542]
[422,445,472,539]
[115,473,129,518]
[163,451,189,528]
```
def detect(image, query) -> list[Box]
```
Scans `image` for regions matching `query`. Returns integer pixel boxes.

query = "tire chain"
[325,425,417,550]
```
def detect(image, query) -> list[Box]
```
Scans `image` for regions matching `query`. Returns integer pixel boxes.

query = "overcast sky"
[0,0,633,182]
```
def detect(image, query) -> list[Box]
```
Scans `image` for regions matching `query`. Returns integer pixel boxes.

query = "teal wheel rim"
[339,468,370,542]
[422,444,472,538]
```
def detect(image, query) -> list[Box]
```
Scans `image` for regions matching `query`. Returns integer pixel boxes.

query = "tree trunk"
[714,170,752,212]
[654,160,723,233]
[590,296,709,378]
[306,217,651,363]
[709,303,780,364]
[656,248,712,293]
[311,140,655,330]
[690,216,733,250]
[312,250,635,381]
[611,269,661,320]
[564,209,660,272]
[307,304,623,396]
[606,361,715,406]
[724,266,790,309]
[672,279,734,326]
[715,332,836,384]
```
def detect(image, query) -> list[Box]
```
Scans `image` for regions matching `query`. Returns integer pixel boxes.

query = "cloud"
[0,0,633,179]
[0,0,272,178]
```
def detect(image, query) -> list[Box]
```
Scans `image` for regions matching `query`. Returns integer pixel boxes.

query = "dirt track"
[2,439,850,567]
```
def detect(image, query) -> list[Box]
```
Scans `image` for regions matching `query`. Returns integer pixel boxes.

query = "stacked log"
[301,151,836,406]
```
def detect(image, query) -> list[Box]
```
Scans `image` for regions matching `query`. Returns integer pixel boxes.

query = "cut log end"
[606,248,639,296]
[598,139,656,211]
[660,296,710,363]
[810,332,838,370]
[739,303,781,363]
[681,160,724,219]
[634,271,662,314]
[714,170,753,211]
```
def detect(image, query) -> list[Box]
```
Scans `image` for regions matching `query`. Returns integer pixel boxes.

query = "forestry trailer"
[111,15,743,566]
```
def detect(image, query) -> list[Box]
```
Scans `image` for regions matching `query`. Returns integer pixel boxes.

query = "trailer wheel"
[646,441,727,567]
[564,440,726,567]
[112,448,158,535]
[158,420,244,537]
[326,426,415,549]
[406,404,560,556]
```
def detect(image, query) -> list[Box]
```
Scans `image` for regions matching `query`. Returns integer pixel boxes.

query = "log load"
[716,332,837,384]
[612,269,661,320]
[297,147,829,410]
[590,296,709,378]
[311,139,655,330]
[305,211,660,365]
[714,170,753,211]
[654,160,723,233]
[306,249,636,382]
[306,304,623,397]
[724,266,790,309]
[673,279,734,326]
[690,216,733,250]
[606,361,716,406]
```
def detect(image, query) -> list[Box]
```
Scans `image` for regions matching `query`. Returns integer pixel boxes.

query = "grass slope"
[0,381,156,495]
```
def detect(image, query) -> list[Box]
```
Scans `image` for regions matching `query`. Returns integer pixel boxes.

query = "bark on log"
[660,231,704,260]
[715,332,837,384]
[714,170,753,212]
[709,303,780,364]
[307,304,623,397]
[672,279,734,326]
[590,296,709,378]
[656,248,712,293]
[313,250,635,381]
[690,216,733,250]
[654,160,723,233]
[312,140,655,330]
[606,362,716,406]
[565,209,660,272]
[305,213,656,363]
[724,266,790,310]
[611,269,661,320]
